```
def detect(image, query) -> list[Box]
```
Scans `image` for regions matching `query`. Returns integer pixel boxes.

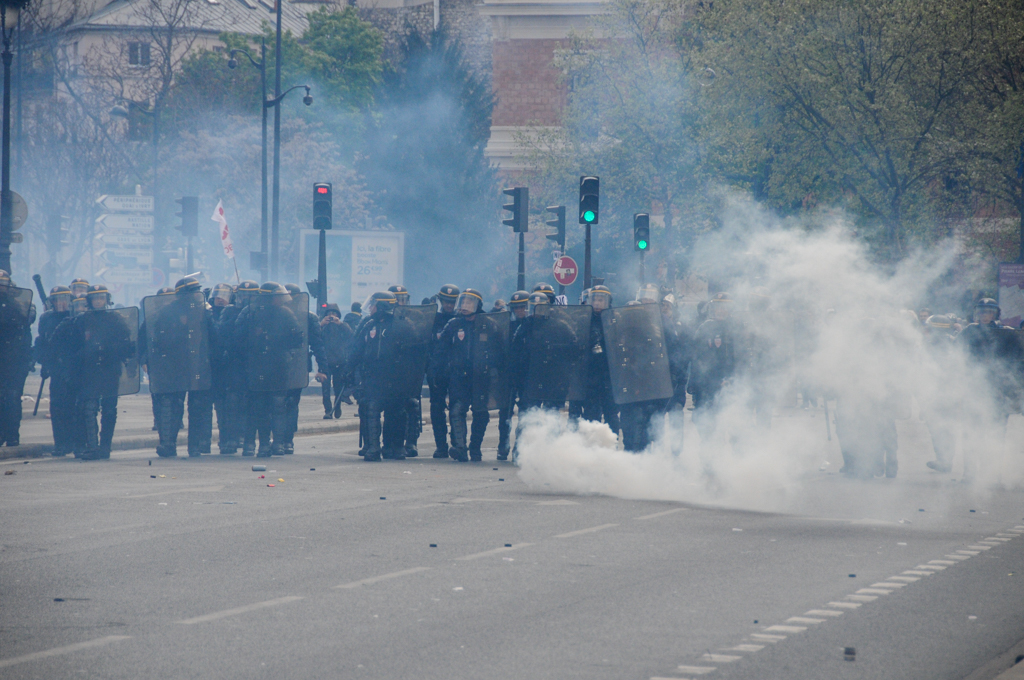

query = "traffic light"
[313,182,332,230]
[545,205,565,252]
[175,196,199,237]
[579,176,599,225]
[502,186,529,233]
[633,213,650,252]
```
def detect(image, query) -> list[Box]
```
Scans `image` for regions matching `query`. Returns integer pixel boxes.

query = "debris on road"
[4,470,15,475]
[844,647,856,661]
[252,465,267,472]
[268,484,275,487]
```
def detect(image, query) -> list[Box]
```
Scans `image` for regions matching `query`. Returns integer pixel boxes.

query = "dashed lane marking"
[333,567,430,590]
[871,582,906,588]
[676,665,718,674]
[786,616,825,624]
[177,596,304,624]
[968,545,993,550]
[702,654,741,662]
[0,635,131,668]
[903,570,934,576]
[929,560,957,565]
[750,633,787,642]
[725,644,766,652]
[828,601,862,608]
[805,609,844,617]
[846,594,878,602]
[984,537,1012,542]
[945,554,971,561]
[635,508,687,520]
[456,544,533,561]
[554,523,619,539]
[764,624,807,633]
[958,550,981,555]
[855,588,892,595]
[915,564,946,570]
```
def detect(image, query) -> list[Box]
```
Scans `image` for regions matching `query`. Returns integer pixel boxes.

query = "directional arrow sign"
[99,268,153,285]
[101,232,154,246]
[96,213,154,232]
[96,195,154,213]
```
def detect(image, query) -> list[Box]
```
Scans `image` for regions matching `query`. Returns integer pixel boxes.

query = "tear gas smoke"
[515,195,1023,512]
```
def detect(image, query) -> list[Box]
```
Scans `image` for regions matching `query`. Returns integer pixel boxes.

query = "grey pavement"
[1,405,1023,679]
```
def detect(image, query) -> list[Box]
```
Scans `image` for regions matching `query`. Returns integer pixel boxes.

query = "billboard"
[298,230,405,309]
[998,263,1024,329]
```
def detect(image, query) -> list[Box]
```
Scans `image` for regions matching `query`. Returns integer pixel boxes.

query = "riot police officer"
[35,286,73,455]
[433,288,489,462]
[390,284,422,457]
[320,303,353,419]
[215,280,259,453]
[348,291,410,461]
[429,284,460,458]
[580,285,619,433]
[497,290,529,459]
[0,271,35,447]
[69,278,90,298]
[284,283,328,454]
[958,298,1023,481]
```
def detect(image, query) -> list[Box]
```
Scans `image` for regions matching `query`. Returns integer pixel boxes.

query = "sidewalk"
[4,374,433,460]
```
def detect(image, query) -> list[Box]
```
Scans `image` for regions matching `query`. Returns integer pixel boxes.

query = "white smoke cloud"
[514,195,1024,511]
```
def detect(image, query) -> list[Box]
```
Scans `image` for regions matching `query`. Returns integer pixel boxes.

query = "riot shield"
[142,292,212,394]
[77,307,140,397]
[245,293,309,391]
[0,287,34,380]
[472,312,510,411]
[524,305,591,403]
[389,305,437,399]
[601,303,673,405]
[0,286,33,324]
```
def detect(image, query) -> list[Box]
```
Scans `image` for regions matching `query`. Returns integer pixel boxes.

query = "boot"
[433,447,449,459]
[469,448,482,462]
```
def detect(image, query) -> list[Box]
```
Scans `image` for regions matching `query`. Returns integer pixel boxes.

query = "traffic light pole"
[639,249,645,285]
[517,232,525,291]
[186,234,193,273]
[0,7,14,274]
[317,227,327,317]
[583,224,591,290]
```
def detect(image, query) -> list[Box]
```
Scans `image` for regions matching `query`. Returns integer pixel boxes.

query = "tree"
[301,6,383,110]
[358,28,497,289]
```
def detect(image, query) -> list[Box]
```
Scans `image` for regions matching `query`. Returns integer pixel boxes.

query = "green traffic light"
[637,240,648,250]
[583,210,596,222]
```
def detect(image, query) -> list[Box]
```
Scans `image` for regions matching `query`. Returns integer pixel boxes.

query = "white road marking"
[870,582,906,588]
[902,571,934,576]
[786,616,825,624]
[856,588,892,595]
[676,665,718,674]
[846,594,878,602]
[828,601,862,608]
[764,624,807,633]
[725,644,765,652]
[0,635,131,668]
[944,554,971,560]
[928,560,957,566]
[886,576,919,583]
[554,523,619,538]
[967,545,993,550]
[805,609,844,617]
[984,537,1011,542]
[177,596,304,624]
[750,633,786,642]
[635,508,687,520]
[977,541,1001,546]
[957,550,980,555]
[915,564,946,570]
[996,533,1019,537]
[1014,526,1024,530]
[456,544,533,561]
[124,485,225,499]
[334,567,430,589]
[702,654,741,662]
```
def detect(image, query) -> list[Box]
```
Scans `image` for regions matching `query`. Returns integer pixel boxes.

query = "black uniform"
[320,315,353,417]
[0,290,34,447]
[34,307,72,454]
[213,303,246,453]
[281,311,327,453]
[689,316,741,442]
[348,311,412,461]
[580,310,619,433]
[497,314,526,458]
[428,308,456,455]
[433,315,488,461]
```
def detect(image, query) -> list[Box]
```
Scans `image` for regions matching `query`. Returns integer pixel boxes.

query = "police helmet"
[0,269,9,287]
[709,292,734,319]
[174,276,201,296]
[70,278,90,296]
[456,288,483,316]
[370,291,397,315]
[533,282,556,303]
[974,297,1000,321]
[590,285,612,312]
[438,284,460,300]
[284,283,302,295]
[925,314,955,332]
[260,281,287,295]
[509,290,530,308]
[388,285,410,305]
[210,283,233,306]
[157,286,175,296]
[48,285,72,311]
[235,280,260,305]
[527,290,550,315]
[70,295,89,315]
[579,288,591,305]
[636,283,660,304]
[86,284,111,308]
[49,285,71,298]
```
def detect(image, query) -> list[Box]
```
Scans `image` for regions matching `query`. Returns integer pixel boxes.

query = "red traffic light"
[317,187,329,194]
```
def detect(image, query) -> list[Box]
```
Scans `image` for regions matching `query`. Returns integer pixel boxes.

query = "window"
[128,42,151,66]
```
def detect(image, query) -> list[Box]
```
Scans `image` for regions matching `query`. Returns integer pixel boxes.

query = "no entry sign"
[553,255,579,286]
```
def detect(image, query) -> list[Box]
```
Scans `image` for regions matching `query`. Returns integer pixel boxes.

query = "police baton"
[33,376,46,416]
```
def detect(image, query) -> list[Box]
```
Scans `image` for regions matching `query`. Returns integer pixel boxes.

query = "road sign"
[10,191,27,231]
[553,255,579,287]
[96,195,154,213]
[96,213,154,231]
[100,231,154,246]
[99,267,153,285]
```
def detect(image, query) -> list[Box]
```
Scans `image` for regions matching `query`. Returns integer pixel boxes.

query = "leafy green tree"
[301,7,384,110]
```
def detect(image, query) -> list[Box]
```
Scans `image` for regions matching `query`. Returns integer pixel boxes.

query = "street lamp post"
[228,39,268,282]
[266,84,312,280]
[0,2,21,275]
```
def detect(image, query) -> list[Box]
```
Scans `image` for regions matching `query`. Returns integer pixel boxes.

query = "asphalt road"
[2,411,1023,680]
